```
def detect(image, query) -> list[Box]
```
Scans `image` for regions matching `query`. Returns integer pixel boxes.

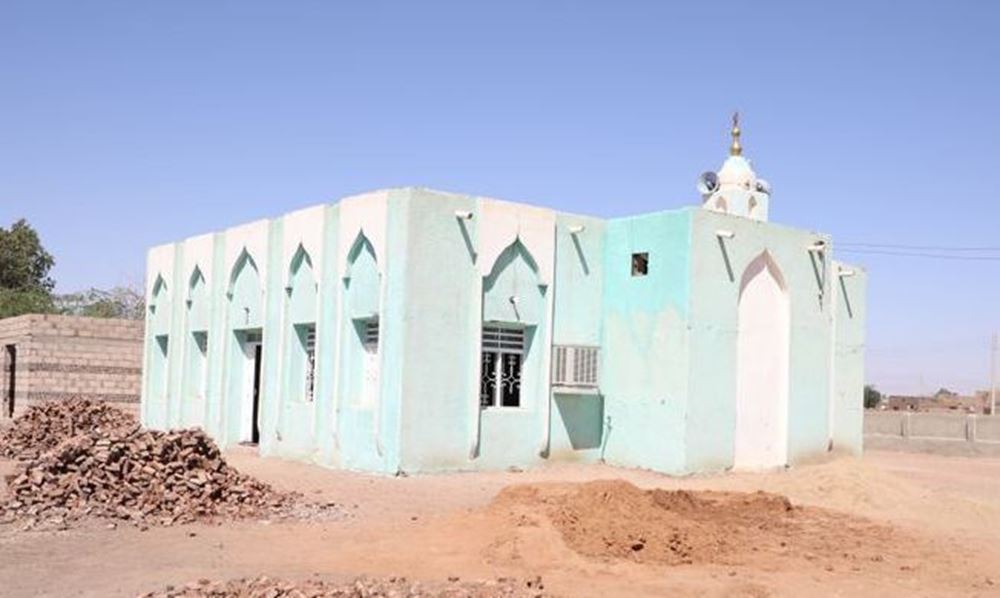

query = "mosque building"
[141,116,866,474]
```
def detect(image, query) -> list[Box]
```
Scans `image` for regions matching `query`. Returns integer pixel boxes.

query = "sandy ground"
[2,449,1000,597]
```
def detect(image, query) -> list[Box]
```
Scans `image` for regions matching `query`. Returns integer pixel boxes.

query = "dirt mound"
[492,479,898,567]
[141,575,547,597]
[1,425,338,529]
[0,398,136,460]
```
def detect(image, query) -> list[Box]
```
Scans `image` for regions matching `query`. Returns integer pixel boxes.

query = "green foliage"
[81,298,122,319]
[0,288,55,319]
[0,219,56,318]
[864,384,882,409]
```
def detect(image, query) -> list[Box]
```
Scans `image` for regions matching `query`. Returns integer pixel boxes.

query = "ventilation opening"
[480,326,525,408]
[631,252,649,277]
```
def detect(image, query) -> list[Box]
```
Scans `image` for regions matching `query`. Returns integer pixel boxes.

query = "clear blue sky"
[2,1,998,395]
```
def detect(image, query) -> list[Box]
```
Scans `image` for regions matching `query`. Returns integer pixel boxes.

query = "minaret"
[697,112,771,221]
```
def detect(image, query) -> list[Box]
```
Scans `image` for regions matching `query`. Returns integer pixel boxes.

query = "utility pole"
[991,332,997,417]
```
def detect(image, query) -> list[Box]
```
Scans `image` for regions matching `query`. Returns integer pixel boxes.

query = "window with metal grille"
[552,345,599,388]
[480,326,524,408]
[363,319,379,350]
[304,325,316,402]
[192,331,208,398]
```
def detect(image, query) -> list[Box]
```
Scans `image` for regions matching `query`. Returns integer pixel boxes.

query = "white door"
[734,255,790,469]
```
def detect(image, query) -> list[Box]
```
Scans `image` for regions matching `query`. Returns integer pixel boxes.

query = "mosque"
[141,116,867,474]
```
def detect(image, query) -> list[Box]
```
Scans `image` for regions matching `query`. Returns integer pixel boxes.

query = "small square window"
[631,252,649,277]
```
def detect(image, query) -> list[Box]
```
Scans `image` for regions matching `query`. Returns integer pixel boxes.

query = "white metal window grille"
[304,325,316,402]
[552,345,599,388]
[480,326,524,408]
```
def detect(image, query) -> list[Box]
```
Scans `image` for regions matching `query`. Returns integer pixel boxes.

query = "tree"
[56,285,145,320]
[0,219,56,318]
[864,385,882,409]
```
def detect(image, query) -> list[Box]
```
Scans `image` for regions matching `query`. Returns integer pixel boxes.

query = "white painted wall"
[734,252,790,469]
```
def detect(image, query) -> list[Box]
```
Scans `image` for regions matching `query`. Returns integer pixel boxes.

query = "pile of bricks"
[0,399,338,529]
[0,397,136,460]
[2,425,297,528]
[141,575,547,598]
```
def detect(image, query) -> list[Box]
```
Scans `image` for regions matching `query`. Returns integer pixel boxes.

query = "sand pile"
[0,397,135,460]
[492,479,898,567]
[141,575,547,597]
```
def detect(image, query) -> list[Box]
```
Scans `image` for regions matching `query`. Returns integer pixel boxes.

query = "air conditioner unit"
[552,345,599,389]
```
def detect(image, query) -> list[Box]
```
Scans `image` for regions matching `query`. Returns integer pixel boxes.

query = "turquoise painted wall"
[314,204,341,464]
[396,190,481,471]
[687,209,833,471]
[600,209,693,474]
[831,263,867,454]
[548,212,606,462]
[396,190,604,472]
[141,186,866,476]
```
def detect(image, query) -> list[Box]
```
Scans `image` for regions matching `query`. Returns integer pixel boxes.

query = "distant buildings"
[884,391,992,415]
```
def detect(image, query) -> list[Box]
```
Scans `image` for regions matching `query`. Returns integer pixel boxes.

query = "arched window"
[285,245,318,402]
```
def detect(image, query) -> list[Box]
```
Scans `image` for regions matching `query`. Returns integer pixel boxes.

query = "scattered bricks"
[139,575,548,598]
[0,399,344,529]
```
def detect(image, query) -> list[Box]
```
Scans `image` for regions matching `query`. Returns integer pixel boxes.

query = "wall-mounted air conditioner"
[552,345,599,390]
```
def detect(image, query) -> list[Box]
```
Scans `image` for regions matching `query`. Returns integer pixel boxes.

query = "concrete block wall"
[0,314,144,419]
[864,410,1000,456]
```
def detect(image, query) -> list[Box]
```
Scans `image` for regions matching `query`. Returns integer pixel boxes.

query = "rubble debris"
[0,398,135,460]
[0,400,341,529]
[140,575,548,598]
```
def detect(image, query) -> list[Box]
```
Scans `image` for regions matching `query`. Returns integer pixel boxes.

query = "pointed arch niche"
[183,267,209,423]
[479,239,547,410]
[340,232,381,410]
[284,244,318,403]
[734,251,790,470]
[147,275,171,404]
[228,249,262,330]
[226,249,264,444]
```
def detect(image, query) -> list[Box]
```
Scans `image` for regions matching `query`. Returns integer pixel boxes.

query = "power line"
[837,248,1000,261]
[838,242,1000,252]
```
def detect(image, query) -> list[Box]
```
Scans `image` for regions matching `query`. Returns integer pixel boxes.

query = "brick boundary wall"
[0,314,144,419]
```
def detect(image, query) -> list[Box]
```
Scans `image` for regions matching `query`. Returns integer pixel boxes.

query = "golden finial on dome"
[730,111,742,156]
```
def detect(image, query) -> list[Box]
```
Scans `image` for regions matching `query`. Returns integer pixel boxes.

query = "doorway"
[250,343,262,444]
[236,330,263,445]
[4,345,15,418]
